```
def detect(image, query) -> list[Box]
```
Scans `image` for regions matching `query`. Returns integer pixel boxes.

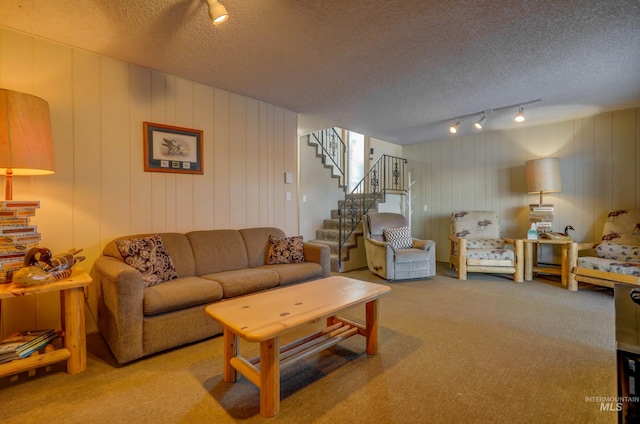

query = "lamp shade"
[0,89,55,176]
[525,157,561,199]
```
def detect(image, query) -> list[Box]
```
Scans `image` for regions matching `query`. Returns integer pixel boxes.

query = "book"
[0,209,36,218]
[0,233,41,245]
[0,329,59,363]
[0,225,38,236]
[0,200,40,210]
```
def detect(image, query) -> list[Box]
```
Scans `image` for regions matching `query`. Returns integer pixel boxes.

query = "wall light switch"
[423,204,428,212]
[285,171,293,184]
[302,195,307,202]
[286,191,291,201]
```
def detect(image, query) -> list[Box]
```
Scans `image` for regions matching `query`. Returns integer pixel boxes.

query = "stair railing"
[337,154,408,270]
[310,128,347,189]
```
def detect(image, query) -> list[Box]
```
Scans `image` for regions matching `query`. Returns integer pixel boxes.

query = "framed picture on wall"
[143,122,203,174]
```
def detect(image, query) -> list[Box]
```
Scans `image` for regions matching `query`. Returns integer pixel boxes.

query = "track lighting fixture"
[206,0,229,25]
[514,105,525,123]
[474,114,486,130]
[445,99,540,136]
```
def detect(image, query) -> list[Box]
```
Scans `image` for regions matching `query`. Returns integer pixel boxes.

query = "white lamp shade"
[525,157,561,194]
[0,89,55,176]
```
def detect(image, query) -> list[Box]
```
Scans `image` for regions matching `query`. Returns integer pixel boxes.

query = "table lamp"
[525,157,561,234]
[0,89,55,200]
[0,89,55,283]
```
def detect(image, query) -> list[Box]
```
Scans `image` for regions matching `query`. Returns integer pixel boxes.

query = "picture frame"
[143,122,203,174]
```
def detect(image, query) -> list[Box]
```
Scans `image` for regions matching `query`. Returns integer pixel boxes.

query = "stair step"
[321,218,363,231]
[310,239,355,257]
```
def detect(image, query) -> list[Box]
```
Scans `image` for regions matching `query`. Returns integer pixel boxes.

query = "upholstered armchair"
[570,209,640,290]
[363,213,436,280]
[448,211,523,282]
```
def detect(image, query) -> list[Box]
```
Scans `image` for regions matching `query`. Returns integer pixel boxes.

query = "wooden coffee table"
[205,275,391,417]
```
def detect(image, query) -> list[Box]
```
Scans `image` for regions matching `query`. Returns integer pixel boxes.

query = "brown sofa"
[91,227,330,364]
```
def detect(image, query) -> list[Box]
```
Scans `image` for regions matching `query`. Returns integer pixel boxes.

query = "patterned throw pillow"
[383,226,413,249]
[266,235,305,265]
[116,234,178,288]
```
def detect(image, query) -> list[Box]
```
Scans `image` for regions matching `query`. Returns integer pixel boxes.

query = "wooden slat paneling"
[0,28,298,338]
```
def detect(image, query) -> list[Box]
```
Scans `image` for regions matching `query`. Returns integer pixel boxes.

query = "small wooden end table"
[523,239,577,291]
[0,268,92,377]
[205,276,391,417]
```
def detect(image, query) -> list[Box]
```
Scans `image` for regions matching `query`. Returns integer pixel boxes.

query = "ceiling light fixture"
[514,105,525,123]
[206,0,229,25]
[474,114,486,130]
[445,99,541,136]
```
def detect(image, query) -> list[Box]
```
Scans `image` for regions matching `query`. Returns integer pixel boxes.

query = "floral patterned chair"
[448,211,523,282]
[570,209,640,289]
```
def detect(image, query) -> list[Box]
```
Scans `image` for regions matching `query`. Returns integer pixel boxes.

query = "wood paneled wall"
[0,27,297,337]
[404,108,640,262]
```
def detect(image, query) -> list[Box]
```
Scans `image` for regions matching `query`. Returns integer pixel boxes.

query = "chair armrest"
[90,256,144,364]
[574,242,600,251]
[413,238,436,252]
[303,242,331,277]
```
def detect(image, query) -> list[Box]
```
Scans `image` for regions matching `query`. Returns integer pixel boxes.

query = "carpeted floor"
[0,264,619,423]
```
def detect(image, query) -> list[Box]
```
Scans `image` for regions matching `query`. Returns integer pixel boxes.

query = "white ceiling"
[1,0,639,145]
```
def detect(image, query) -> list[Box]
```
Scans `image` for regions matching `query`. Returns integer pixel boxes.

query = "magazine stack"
[0,328,60,364]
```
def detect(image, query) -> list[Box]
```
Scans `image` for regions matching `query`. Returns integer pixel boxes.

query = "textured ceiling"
[0,0,639,145]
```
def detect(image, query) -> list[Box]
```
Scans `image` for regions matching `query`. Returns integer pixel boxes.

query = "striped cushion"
[383,226,413,249]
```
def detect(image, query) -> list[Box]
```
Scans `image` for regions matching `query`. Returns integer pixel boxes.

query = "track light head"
[514,105,525,123]
[448,121,459,134]
[207,0,229,25]
[474,115,486,130]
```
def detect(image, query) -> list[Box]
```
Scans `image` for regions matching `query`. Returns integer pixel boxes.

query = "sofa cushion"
[239,227,287,267]
[258,262,324,286]
[577,256,640,277]
[143,276,224,316]
[601,209,640,245]
[104,232,196,278]
[187,230,248,275]
[596,242,640,263]
[383,226,413,249]
[451,211,501,239]
[465,248,515,261]
[266,235,305,264]
[201,268,279,298]
[115,234,178,288]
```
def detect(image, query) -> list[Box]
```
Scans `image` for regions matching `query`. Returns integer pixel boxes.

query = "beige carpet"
[0,264,618,423]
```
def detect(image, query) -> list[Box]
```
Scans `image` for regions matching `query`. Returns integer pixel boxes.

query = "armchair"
[363,213,436,280]
[570,209,640,290]
[448,211,523,282]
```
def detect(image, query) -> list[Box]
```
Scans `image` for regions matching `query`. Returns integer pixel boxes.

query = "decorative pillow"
[266,235,305,265]
[383,226,413,249]
[116,234,178,288]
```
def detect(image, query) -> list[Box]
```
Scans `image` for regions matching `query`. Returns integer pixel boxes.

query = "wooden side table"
[0,268,92,377]
[523,239,577,291]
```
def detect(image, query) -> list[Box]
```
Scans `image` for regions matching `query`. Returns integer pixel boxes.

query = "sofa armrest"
[90,256,145,364]
[303,242,331,277]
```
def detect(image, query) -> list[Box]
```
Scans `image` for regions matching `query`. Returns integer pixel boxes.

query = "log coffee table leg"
[260,337,280,417]
[365,299,379,355]
[63,286,87,374]
[223,328,238,383]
